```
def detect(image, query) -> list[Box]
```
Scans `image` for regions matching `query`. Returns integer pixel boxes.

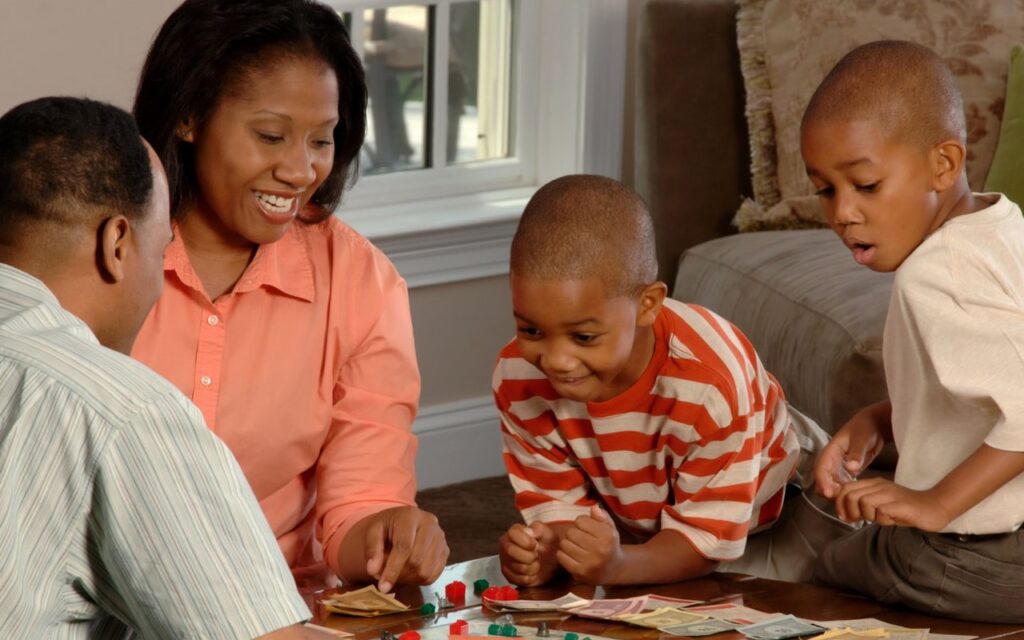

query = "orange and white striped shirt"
[493,299,799,561]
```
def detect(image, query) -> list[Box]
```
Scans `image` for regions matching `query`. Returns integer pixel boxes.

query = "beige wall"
[0,1,180,114]
[410,275,513,407]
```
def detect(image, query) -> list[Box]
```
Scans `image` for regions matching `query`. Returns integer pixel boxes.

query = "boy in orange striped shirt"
[494,175,831,586]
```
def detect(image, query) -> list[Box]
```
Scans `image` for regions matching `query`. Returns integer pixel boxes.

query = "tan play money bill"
[613,607,708,628]
[687,602,778,625]
[660,618,740,637]
[816,620,933,640]
[320,585,409,617]
[814,629,928,640]
[810,631,889,640]
[811,629,929,640]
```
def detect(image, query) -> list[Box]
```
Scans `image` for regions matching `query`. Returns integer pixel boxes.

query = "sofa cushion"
[672,230,892,435]
[736,0,1024,227]
[984,46,1024,205]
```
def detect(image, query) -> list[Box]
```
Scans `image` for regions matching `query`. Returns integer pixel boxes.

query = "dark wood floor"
[415,475,522,562]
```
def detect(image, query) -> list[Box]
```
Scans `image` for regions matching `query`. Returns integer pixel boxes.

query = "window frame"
[332,0,627,288]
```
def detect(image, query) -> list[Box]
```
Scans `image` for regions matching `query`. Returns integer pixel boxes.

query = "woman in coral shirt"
[131,0,448,590]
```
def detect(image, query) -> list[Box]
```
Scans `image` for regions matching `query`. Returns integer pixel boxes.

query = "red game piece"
[497,585,518,601]
[481,586,501,602]
[399,632,421,640]
[449,620,469,635]
[445,580,467,603]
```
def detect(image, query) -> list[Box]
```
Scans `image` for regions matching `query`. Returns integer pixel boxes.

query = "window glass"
[447,0,514,165]
[362,5,429,175]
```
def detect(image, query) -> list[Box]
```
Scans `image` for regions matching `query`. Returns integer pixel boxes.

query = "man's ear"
[636,281,668,327]
[97,215,132,284]
[932,138,967,192]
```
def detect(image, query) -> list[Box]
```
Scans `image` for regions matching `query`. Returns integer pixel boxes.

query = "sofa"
[633,0,1024,438]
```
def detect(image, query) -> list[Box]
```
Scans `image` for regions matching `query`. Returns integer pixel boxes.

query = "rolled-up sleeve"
[317,249,420,575]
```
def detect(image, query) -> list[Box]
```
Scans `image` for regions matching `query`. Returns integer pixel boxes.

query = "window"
[333,0,526,210]
[332,1,627,287]
[348,2,514,174]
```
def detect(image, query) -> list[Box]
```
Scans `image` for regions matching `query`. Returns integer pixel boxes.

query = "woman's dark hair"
[133,0,366,223]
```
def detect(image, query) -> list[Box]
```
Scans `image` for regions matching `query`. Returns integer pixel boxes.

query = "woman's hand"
[362,506,449,592]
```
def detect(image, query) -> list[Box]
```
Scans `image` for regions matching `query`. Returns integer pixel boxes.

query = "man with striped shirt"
[496,175,828,586]
[0,98,325,637]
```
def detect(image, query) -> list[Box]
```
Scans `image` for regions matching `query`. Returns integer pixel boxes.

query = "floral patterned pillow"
[734,0,1023,231]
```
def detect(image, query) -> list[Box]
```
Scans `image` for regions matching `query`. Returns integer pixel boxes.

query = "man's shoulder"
[1,325,196,430]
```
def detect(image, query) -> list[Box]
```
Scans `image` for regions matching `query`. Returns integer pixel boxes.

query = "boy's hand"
[834,477,952,531]
[556,505,624,584]
[499,522,560,586]
[815,406,888,498]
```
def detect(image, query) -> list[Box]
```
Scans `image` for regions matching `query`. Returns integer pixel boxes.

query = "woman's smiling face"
[186,56,339,246]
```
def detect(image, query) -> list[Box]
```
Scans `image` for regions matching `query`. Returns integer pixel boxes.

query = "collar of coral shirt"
[163,223,316,303]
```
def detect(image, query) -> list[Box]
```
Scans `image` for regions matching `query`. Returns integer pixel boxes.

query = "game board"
[413,619,620,640]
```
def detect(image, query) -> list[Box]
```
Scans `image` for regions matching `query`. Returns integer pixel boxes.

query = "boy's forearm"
[864,399,895,441]
[929,444,1024,525]
[604,530,718,585]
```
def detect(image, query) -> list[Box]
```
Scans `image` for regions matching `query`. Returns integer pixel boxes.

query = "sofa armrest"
[634,0,751,288]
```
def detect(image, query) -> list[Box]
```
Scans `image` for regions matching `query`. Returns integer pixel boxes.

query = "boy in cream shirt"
[805,40,1024,622]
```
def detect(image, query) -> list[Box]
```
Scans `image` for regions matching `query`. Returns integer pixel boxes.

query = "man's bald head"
[802,40,965,150]
[0,97,154,252]
[511,175,658,296]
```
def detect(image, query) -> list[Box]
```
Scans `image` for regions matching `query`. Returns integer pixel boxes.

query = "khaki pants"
[719,405,859,583]
[816,524,1024,624]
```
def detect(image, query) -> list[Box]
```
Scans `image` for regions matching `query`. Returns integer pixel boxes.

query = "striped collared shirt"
[494,298,799,561]
[0,264,309,639]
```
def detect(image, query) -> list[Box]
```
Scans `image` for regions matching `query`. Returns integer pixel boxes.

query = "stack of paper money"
[735,615,826,639]
[810,629,928,640]
[817,617,976,640]
[613,607,710,629]
[484,593,592,614]
[640,595,703,610]
[320,585,410,617]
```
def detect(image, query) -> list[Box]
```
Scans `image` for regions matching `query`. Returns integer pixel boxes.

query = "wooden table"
[303,556,1024,639]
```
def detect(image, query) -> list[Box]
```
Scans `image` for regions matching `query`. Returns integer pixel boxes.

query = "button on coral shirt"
[132,215,420,578]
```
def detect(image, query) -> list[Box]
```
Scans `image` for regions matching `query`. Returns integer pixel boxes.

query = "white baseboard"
[414,395,504,490]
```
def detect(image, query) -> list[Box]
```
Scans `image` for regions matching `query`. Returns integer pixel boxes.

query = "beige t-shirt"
[886,193,1024,534]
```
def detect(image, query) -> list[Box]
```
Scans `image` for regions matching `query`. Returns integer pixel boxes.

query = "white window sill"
[336,186,534,288]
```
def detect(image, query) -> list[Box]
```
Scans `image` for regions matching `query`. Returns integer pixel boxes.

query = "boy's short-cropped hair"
[510,174,658,297]
[802,40,965,149]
